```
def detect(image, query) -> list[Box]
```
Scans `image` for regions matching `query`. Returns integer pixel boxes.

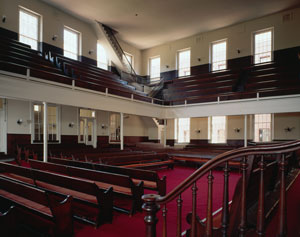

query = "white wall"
[61,105,77,136]
[141,7,300,75]
[7,99,30,134]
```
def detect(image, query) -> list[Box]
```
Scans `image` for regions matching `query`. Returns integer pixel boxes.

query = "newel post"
[142,194,161,237]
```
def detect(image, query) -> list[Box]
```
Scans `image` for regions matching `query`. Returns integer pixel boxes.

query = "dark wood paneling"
[189,139,209,145]
[0,27,18,40]
[227,56,252,70]
[79,56,97,66]
[148,139,160,143]
[161,70,177,81]
[97,136,109,146]
[60,135,78,145]
[124,136,148,144]
[166,139,175,147]
[7,134,31,155]
[191,64,210,75]
[41,42,63,55]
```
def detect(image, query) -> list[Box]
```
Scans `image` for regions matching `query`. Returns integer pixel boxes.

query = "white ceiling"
[41,0,300,49]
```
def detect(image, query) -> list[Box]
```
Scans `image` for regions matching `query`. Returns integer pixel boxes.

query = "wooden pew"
[46,157,167,195]
[0,176,73,237]
[28,159,144,215]
[0,162,113,227]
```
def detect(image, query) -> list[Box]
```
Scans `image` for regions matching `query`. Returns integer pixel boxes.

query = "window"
[211,40,227,71]
[32,104,60,142]
[178,49,191,77]
[210,116,226,143]
[254,114,272,142]
[79,109,96,146]
[149,56,160,82]
[123,52,133,68]
[253,29,273,64]
[64,27,80,60]
[19,8,40,50]
[97,43,108,70]
[110,113,121,142]
[175,118,190,143]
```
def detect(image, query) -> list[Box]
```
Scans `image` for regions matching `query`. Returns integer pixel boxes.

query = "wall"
[141,7,300,76]
[274,112,300,140]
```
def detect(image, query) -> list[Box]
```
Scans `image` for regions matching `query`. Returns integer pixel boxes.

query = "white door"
[79,118,95,146]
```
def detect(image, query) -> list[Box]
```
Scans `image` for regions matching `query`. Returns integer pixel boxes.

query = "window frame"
[209,116,227,144]
[30,102,61,144]
[123,52,134,69]
[19,7,42,51]
[253,113,273,142]
[252,27,274,65]
[174,118,190,144]
[210,39,227,72]
[63,26,81,60]
[97,43,108,70]
[149,56,161,83]
[177,48,191,77]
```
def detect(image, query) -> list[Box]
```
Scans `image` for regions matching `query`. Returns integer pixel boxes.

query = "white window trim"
[19,6,42,50]
[177,48,191,78]
[210,39,228,72]
[149,55,161,83]
[253,113,274,143]
[124,52,134,69]
[252,27,274,65]
[209,116,227,144]
[30,102,61,144]
[174,118,190,144]
[64,26,81,60]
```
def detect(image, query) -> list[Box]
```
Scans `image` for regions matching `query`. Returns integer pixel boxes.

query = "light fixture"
[17,119,23,125]
[101,124,107,129]
[166,65,169,68]
[197,58,201,62]
[52,35,58,41]
[237,49,241,54]
[195,130,201,133]
[69,122,74,128]
[234,128,241,133]
[2,15,6,23]
[88,50,94,55]
[284,127,295,132]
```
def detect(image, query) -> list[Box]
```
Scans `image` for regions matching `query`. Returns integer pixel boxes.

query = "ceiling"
[41,0,300,50]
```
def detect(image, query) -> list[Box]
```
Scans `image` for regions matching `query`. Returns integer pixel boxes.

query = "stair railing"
[142,140,300,237]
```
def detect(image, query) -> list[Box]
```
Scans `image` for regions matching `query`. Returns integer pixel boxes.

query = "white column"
[244,114,247,147]
[120,112,124,150]
[43,102,48,162]
[164,119,167,147]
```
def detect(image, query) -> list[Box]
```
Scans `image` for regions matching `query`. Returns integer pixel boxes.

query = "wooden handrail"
[142,140,300,236]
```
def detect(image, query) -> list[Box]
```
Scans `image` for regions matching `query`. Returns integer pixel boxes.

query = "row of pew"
[162,62,300,105]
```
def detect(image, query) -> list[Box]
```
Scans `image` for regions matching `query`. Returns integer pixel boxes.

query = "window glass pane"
[177,118,190,143]
[254,114,272,142]
[150,57,160,82]
[178,49,190,77]
[212,41,227,71]
[211,116,226,143]
[19,9,39,50]
[64,28,79,60]
[110,113,120,142]
[254,30,272,64]
[97,43,108,70]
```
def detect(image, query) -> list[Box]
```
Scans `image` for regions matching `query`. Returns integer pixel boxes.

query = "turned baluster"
[277,154,287,237]
[256,155,266,236]
[142,194,161,237]
[239,156,248,236]
[221,162,230,237]
[206,170,214,237]
[176,194,183,237]
[191,182,198,237]
[162,205,167,237]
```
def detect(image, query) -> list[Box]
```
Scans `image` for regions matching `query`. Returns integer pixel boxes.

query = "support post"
[120,112,124,150]
[244,115,247,147]
[163,119,167,148]
[43,102,48,162]
[142,194,161,237]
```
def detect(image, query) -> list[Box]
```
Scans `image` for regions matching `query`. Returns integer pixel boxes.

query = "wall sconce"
[237,49,241,54]
[88,50,94,55]
[69,122,74,128]
[234,128,241,133]
[17,119,23,125]
[52,35,58,41]
[284,127,295,132]
[165,65,169,68]
[195,130,201,134]
[101,124,107,129]
[2,15,6,23]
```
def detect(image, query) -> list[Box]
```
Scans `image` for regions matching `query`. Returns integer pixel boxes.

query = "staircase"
[100,23,145,88]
